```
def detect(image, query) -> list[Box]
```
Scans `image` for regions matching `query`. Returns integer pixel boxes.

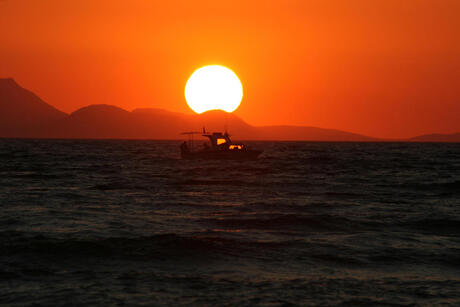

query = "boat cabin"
[181,131,246,152]
[180,130,260,159]
[203,132,231,148]
[201,132,244,150]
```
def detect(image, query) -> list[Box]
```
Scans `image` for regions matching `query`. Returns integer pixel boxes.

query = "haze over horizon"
[1,0,459,138]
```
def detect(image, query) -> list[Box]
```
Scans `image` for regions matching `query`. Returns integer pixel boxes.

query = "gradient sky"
[1,0,459,138]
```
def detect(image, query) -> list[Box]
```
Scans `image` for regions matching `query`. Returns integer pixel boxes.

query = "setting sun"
[184,65,243,114]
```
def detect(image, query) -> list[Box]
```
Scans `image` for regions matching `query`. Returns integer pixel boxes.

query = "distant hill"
[249,125,376,141]
[0,78,67,137]
[0,79,458,142]
[408,133,460,143]
[51,106,257,140]
[7,103,376,141]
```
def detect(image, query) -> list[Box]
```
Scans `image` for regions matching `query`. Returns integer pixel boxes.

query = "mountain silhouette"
[0,78,67,137]
[1,79,458,142]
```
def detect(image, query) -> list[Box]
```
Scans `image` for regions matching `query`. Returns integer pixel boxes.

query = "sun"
[185,65,243,114]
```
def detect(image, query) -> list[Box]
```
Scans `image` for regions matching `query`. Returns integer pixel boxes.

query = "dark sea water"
[1,139,460,306]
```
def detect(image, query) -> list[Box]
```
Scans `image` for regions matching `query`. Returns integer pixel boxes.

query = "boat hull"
[181,149,262,160]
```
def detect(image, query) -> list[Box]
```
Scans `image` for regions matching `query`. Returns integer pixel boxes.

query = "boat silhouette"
[180,130,262,160]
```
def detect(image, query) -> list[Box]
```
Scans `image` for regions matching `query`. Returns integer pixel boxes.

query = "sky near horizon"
[1,0,459,138]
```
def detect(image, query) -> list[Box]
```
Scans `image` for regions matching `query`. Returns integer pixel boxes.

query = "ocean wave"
[199,214,378,232]
[406,218,460,235]
[0,232,290,262]
[404,180,460,194]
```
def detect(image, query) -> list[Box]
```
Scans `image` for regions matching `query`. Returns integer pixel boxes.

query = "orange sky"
[1,0,459,138]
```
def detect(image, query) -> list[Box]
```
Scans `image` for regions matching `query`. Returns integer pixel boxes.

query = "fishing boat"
[180,130,262,160]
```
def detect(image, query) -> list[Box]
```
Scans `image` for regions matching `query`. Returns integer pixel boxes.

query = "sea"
[1,139,459,306]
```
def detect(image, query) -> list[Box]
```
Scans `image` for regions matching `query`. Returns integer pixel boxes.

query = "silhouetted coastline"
[1,78,459,142]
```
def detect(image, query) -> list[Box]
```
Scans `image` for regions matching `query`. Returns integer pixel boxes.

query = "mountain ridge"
[1,78,459,142]
[0,78,67,137]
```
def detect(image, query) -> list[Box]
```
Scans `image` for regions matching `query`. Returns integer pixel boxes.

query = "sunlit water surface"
[1,140,460,305]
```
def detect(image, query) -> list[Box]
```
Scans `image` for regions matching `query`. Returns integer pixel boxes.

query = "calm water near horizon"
[1,139,460,306]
